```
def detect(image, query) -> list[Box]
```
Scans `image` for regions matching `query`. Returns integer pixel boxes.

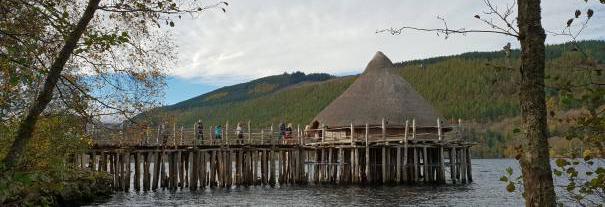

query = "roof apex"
[365,51,393,72]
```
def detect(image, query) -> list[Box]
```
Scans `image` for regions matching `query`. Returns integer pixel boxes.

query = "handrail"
[88,118,468,147]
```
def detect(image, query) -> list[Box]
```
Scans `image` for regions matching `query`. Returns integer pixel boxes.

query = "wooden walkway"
[80,121,474,191]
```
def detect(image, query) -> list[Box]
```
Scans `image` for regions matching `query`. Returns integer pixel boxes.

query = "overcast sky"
[163,0,605,104]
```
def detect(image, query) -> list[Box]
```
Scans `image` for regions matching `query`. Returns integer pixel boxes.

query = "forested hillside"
[165,72,334,110]
[141,40,605,157]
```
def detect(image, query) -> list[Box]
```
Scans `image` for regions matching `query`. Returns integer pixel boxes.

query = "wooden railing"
[89,118,469,148]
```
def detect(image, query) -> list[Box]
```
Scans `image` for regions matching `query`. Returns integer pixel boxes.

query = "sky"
[163,0,605,105]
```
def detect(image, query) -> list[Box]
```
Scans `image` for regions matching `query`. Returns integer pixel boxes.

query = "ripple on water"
[88,159,531,206]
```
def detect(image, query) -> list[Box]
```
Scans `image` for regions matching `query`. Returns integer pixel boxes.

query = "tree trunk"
[517,0,556,206]
[1,0,101,170]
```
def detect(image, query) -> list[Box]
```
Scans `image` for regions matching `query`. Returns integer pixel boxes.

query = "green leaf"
[499,176,508,182]
[506,167,513,176]
[506,182,516,192]
[566,182,576,191]
[555,159,568,168]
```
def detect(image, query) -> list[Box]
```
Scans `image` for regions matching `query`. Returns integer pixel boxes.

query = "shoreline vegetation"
[0,117,113,206]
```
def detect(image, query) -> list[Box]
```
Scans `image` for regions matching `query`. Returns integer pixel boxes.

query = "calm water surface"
[89,159,530,206]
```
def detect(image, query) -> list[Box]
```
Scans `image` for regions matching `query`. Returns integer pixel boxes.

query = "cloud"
[168,0,605,86]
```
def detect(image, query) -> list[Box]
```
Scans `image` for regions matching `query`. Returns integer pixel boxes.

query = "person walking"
[279,122,286,139]
[214,125,222,144]
[285,123,293,139]
[196,120,204,145]
[236,122,243,144]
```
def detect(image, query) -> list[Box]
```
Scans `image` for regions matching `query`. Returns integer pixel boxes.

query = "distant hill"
[165,72,334,110]
[139,40,605,129]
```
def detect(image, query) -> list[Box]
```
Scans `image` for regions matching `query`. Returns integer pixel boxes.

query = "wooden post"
[450,147,457,184]
[225,121,229,145]
[439,146,446,184]
[178,151,184,189]
[365,123,370,183]
[211,151,217,187]
[251,150,257,185]
[403,120,409,183]
[382,146,386,184]
[412,119,416,139]
[270,148,276,185]
[124,152,130,191]
[248,121,251,144]
[152,151,161,190]
[466,147,473,183]
[190,149,198,191]
[314,149,319,184]
[261,129,265,145]
[413,148,418,182]
[458,118,463,138]
[396,146,401,183]
[437,118,442,141]
[161,151,169,189]
[337,147,342,184]
[194,123,198,148]
[180,126,184,146]
[350,123,354,145]
[461,148,467,184]
[173,123,177,148]
[381,118,386,142]
[328,148,333,183]
[143,152,150,191]
[423,147,428,183]
[354,147,359,183]
[203,150,209,188]
[135,153,141,191]
[270,124,273,145]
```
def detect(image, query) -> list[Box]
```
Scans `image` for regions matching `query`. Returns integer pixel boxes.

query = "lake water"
[87,159,581,206]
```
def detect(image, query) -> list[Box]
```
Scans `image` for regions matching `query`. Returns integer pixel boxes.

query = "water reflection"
[89,159,526,206]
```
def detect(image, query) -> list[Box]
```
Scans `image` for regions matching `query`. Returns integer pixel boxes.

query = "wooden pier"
[80,120,474,191]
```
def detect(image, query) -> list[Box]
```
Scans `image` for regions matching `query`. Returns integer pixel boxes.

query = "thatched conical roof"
[312,51,441,128]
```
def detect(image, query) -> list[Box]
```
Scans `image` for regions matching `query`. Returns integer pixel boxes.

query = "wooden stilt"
[124,152,131,191]
[423,147,428,183]
[413,148,418,183]
[396,146,401,183]
[144,152,151,191]
[270,148,276,186]
[152,152,161,190]
[382,146,386,184]
[450,148,456,184]
[190,150,198,191]
[365,123,370,183]
[466,147,473,183]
